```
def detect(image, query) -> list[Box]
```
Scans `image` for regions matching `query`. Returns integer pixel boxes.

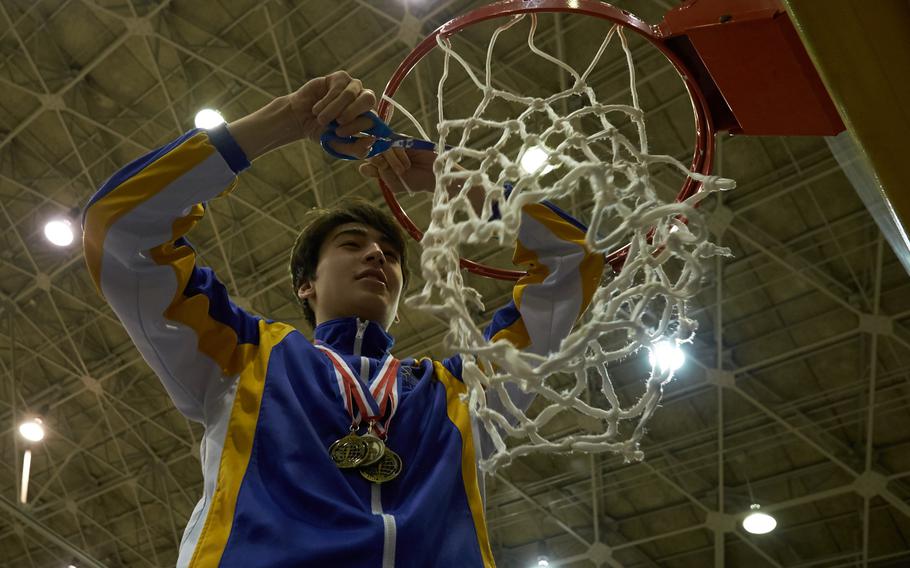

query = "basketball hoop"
[378,0,717,279]
[378,0,736,471]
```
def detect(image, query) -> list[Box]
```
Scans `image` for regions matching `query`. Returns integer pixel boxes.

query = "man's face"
[298,222,404,329]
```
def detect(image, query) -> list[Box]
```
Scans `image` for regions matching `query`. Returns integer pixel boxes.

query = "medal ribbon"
[316,345,401,439]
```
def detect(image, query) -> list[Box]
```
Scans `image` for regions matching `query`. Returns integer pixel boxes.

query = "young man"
[83,71,603,567]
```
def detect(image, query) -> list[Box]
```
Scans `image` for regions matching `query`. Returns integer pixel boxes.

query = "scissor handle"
[320,111,395,160]
[320,111,442,159]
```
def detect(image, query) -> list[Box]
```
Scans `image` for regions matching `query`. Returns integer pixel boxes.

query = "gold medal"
[329,432,369,469]
[359,447,403,483]
[359,433,386,467]
[316,346,402,477]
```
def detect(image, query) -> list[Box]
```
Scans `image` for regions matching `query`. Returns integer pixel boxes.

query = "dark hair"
[289,199,410,328]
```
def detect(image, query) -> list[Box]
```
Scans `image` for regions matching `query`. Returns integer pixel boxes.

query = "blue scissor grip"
[320,111,397,160]
[320,111,443,159]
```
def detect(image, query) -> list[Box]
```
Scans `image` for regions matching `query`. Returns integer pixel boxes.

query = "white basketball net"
[387,13,735,472]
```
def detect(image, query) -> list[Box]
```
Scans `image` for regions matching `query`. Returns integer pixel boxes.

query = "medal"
[359,422,386,467]
[359,447,403,484]
[329,431,369,468]
[360,433,386,467]
[316,344,403,480]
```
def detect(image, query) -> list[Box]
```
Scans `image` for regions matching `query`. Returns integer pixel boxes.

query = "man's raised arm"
[82,71,375,421]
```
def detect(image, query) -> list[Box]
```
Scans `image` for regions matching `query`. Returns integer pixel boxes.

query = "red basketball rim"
[377,0,716,280]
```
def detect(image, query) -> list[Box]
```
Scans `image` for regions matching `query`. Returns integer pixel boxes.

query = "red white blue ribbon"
[316,345,401,439]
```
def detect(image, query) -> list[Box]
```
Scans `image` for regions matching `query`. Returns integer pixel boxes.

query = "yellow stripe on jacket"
[83,132,219,292]
[492,203,605,348]
[149,205,257,377]
[434,361,496,568]
[189,320,295,568]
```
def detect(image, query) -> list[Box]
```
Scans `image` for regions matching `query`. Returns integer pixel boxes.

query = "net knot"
[567,132,587,147]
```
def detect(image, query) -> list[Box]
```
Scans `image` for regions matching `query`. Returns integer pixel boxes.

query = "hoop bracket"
[657,0,844,136]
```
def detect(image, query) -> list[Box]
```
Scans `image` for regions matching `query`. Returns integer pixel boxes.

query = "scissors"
[320,111,444,160]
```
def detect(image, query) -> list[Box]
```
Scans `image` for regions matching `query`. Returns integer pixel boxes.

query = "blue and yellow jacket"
[82,124,603,567]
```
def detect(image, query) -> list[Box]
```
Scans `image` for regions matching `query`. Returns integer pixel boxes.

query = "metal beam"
[0,493,107,568]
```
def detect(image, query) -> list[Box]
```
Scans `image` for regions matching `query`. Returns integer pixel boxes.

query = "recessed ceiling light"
[19,418,46,442]
[519,145,556,175]
[648,340,685,373]
[44,219,74,247]
[743,503,777,534]
[194,108,225,129]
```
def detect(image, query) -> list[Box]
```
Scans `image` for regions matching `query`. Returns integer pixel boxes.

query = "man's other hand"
[359,147,437,194]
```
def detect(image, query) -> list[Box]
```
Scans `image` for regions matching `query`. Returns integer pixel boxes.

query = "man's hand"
[358,147,437,194]
[290,70,377,158]
[228,70,376,161]
[360,147,486,215]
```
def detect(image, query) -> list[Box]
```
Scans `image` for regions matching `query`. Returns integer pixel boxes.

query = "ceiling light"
[742,504,777,534]
[648,340,685,373]
[20,449,32,504]
[18,418,45,442]
[194,108,225,129]
[44,219,74,247]
[519,145,556,175]
[537,557,550,567]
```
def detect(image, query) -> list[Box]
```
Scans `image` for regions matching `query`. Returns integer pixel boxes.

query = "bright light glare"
[194,108,225,129]
[519,145,556,175]
[742,504,777,534]
[20,449,32,504]
[44,219,74,246]
[648,340,685,373]
[537,557,550,567]
[18,418,45,442]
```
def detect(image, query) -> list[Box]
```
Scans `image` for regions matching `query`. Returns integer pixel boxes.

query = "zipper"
[353,318,368,357]
[355,318,396,566]
[372,484,397,567]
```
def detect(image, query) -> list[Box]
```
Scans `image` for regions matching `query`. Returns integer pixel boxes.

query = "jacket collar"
[314,317,394,358]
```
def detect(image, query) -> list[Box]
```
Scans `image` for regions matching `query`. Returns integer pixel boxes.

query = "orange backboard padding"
[658,0,844,136]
